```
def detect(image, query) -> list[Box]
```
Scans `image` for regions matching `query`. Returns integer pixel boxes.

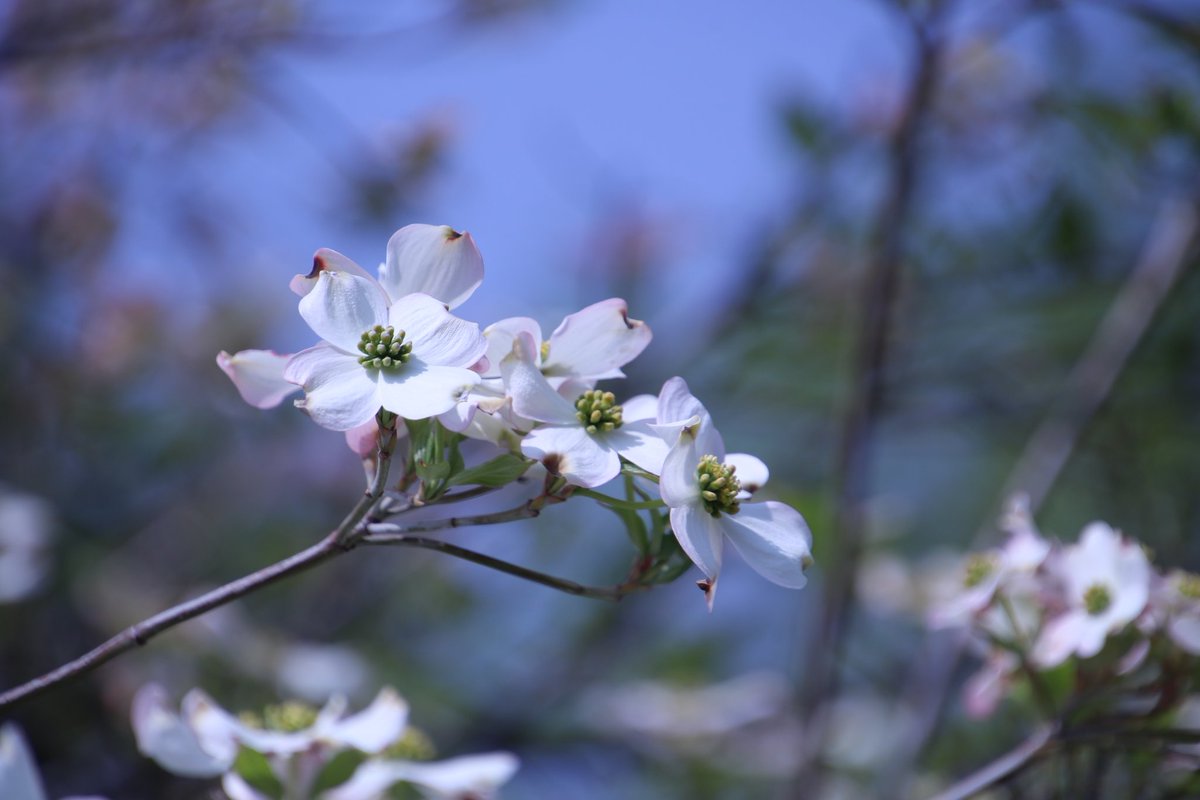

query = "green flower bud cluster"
[238,701,318,732]
[575,390,623,435]
[383,726,437,761]
[697,454,741,517]
[963,553,997,589]
[1180,572,1200,600]
[358,324,412,370]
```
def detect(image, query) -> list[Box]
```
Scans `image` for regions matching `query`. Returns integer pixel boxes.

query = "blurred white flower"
[1032,522,1151,667]
[0,485,54,603]
[0,725,105,800]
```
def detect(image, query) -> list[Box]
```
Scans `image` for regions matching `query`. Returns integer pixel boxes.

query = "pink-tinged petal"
[670,503,725,584]
[321,688,409,754]
[1169,616,1200,655]
[605,422,670,475]
[720,501,812,589]
[389,293,486,368]
[1075,615,1112,659]
[500,333,578,424]
[299,270,389,353]
[325,753,519,800]
[962,661,1009,719]
[522,425,619,487]
[1032,612,1086,668]
[724,453,769,495]
[290,248,379,298]
[377,361,479,421]
[659,426,701,507]
[286,344,381,431]
[438,392,479,433]
[132,685,230,778]
[380,224,484,309]
[0,725,48,800]
[542,298,651,379]
[216,350,299,409]
[621,393,658,422]
[1117,638,1151,674]
[345,418,379,458]
[482,317,542,379]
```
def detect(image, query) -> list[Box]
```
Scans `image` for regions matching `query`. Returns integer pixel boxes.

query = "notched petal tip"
[443,226,464,241]
[542,453,564,476]
[697,577,717,612]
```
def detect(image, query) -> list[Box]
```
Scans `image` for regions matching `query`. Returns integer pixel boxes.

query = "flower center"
[1180,573,1200,600]
[697,454,741,517]
[239,701,318,732]
[575,390,623,434]
[540,340,552,362]
[357,324,412,370]
[1083,583,1113,616]
[963,553,997,589]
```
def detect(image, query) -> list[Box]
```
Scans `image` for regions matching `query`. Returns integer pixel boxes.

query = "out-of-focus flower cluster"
[132,684,517,800]
[218,223,814,607]
[929,496,1200,723]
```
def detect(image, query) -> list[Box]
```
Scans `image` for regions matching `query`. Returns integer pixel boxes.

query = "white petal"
[542,298,651,379]
[659,426,701,508]
[286,344,381,431]
[720,501,812,589]
[522,425,619,487]
[1032,612,1086,668]
[184,689,311,758]
[380,224,484,309]
[482,317,541,379]
[222,773,272,800]
[605,422,670,475]
[377,361,479,421]
[344,418,380,458]
[655,378,724,458]
[388,293,486,368]
[216,350,300,409]
[326,753,518,800]
[299,270,389,353]
[724,453,769,495]
[500,334,577,424]
[290,248,380,298]
[620,393,658,422]
[1169,616,1200,655]
[322,688,409,754]
[131,685,230,778]
[0,725,48,800]
[670,503,724,582]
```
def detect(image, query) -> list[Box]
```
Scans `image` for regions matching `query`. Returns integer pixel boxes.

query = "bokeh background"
[2,0,1199,797]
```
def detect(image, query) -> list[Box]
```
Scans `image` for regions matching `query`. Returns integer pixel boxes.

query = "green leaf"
[233,747,284,799]
[312,749,368,793]
[445,453,531,488]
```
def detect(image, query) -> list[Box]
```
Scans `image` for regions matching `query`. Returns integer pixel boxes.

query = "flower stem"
[572,487,665,511]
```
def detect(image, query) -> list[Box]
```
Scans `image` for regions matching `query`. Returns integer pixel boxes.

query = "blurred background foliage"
[1,0,1199,797]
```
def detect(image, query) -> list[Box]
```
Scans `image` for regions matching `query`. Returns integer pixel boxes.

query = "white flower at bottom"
[1032,522,1151,667]
[325,753,519,800]
[657,379,812,609]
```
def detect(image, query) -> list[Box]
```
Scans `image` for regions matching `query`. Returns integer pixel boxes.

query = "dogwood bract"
[656,378,812,609]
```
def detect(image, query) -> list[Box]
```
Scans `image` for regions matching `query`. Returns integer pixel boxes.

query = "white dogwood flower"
[1032,522,1151,667]
[656,378,812,609]
[502,332,666,486]
[284,272,485,431]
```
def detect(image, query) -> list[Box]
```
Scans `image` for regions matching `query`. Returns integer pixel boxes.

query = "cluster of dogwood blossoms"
[217,223,814,607]
[930,497,1200,718]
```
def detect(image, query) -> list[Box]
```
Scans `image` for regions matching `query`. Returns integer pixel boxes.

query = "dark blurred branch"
[881,194,1200,794]
[363,535,649,601]
[793,2,949,787]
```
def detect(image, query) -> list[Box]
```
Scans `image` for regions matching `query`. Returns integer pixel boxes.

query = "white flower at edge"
[0,725,105,800]
[656,378,812,609]
[501,332,667,487]
[1032,522,1151,667]
[284,273,486,431]
[133,685,517,800]
[0,485,54,604]
[1148,570,1200,655]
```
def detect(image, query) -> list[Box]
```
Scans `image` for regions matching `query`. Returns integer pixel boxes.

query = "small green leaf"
[233,747,284,799]
[445,453,531,488]
[312,749,368,793]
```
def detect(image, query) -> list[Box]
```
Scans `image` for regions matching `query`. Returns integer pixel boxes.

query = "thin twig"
[364,502,540,537]
[363,536,648,601]
[929,725,1056,800]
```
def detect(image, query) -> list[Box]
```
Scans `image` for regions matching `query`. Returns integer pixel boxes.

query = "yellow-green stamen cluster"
[239,701,318,732]
[383,726,436,761]
[963,553,997,589]
[697,454,741,517]
[357,324,412,370]
[1083,583,1113,616]
[575,390,623,435]
[1180,573,1200,600]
